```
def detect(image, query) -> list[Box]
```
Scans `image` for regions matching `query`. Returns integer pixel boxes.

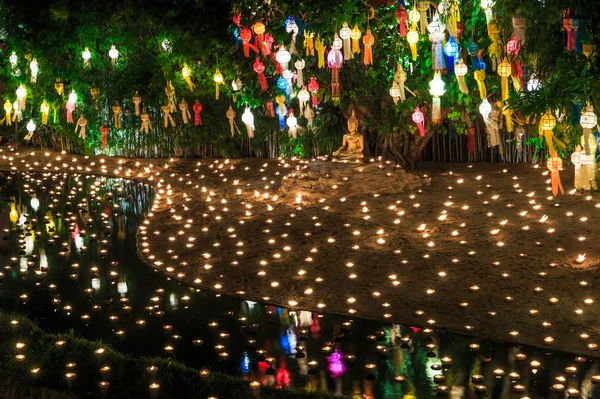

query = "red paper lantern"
[412,107,425,136]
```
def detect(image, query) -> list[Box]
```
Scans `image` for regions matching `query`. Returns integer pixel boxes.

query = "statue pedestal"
[279,159,427,205]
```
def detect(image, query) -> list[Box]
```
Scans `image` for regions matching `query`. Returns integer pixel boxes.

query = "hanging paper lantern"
[527,75,541,92]
[580,105,597,155]
[3,101,12,126]
[82,47,91,68]
[182,64,196,91]
[416,1,430,34]
[253,57,268,91]
[394,64,407,102]
[76,114,87,139]
[40,100,49,125]
[287,110,298,138]
[282,69,294,96]
[428,14,446,71]
[232,77,243,92]
[253,22,266,49]
[9,51,18,69]
[362,30,374,65]
[304,31,315,56]
[12,100,22,123]
[505,35,520,56]
[497,58,512,102]
[412,107,425,136]
[351,25,362,53]
[546,156,564,196]
[327,40,344,103]
[25,119,36,141]
[286,18,299,54]
[16,84,27,111]
[429,73,445,124]
[295,59,305,87]
[340,23,353,60]
[213,69,224,100]
[276,45,291,71]
[474,70,487,100]
[443,37,459,75]
[29,58,38,83]
[108,45,119,67]
[262,33,274,56]
[100,123,109,149]
[161,38,172,53]
[540,110,564,156]
[241,107,255,138]
[239,28,254,58]
[481,0,495,35]
[193,100,203,126]
[112,102,122,128]
[409,8,420,28]
[275,99,287,130]
[396,5,408,37]
[468,40,480,70]
[140,109,152,133]
[226,105,236,137]
[479,99,492,121]
[406,29,419,61]
[513,15,527,43]
[304,105,315,128]
[455,59,469,94]
[298,88,310,114]
[563,9,574,51]
[132,91,142,116]
[277,76,290,98]
[308,77,320,107]
[315,36,326,68]
[389,81,401,105]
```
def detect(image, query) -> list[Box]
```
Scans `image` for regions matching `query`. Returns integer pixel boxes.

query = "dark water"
[0,171,598,399]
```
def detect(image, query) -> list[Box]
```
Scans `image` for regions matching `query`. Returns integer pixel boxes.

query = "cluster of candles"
[1,146,600,398]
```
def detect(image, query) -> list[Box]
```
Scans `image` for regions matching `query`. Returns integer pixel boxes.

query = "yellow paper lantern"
[213,69,223,100]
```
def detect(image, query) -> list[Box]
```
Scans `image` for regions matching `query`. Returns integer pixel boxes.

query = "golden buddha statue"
[333,111,364,159]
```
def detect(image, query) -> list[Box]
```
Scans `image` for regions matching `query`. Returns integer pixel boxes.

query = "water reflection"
[0,171,599,399]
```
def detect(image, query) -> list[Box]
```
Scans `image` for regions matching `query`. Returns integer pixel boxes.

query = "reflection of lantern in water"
[30,194,40,211]
[92,277,101,291]
[9,203,18,224]
[327,349,346,378]
[117,279,128,295]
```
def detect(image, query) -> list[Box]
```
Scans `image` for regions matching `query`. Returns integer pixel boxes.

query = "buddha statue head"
[348,110,359,134]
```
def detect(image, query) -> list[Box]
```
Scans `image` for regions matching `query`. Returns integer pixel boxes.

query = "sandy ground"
[2,145,600,357]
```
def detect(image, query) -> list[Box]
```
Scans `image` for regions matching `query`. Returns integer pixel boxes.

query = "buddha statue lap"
[333,110,364,160]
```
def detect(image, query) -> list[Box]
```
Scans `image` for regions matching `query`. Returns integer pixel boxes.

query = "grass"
[0,311,338,399]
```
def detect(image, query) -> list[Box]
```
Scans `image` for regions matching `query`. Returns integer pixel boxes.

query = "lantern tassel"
[432,97,441,125]
[474,70,487,100]
[457,75,468,94]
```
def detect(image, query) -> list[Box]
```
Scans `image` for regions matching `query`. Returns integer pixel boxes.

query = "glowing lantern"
[468,40,480,70]
[298,88,310,114]
[3,100,12,126]
[350,25,362,53]
[16,84,27,111]
[362,30,374,65]
[241,107,255,138]
[396,5,408,37]
[239,28,254,58]
[29,59,38,83]
[30,194,39,211]
[527,75,541,92]
[540,110,564,157]
[253,57,268,91]
[295,59,305,87]
[340,22,353,60]
[389,81,401,105]
[407,29,419,61]
[286,18,299,54]
[481,0,494,27]
[182,64,195,91]
[546,155,564,196]
[82,47,91,68]
[275,98,287,130]
[479,98,492,121]
[213,69,223,100]
[276,45,291,71]
[580,105,597,155]
[571,142,595,191]
[308,77,320,107]
[394,63,407,102]
[506,35,520,56]
[9,51,18,69]
[443,37,459,75]
[428,14,446,71]
[161,39,172,53]
[497,58,512,102]
[429,73,445,124]
[409,8,420,27]
[25,120,36,141]
[416,1,430,34]
[108,45,119,67]
[282,69,294,95]
[287,110,298,138]
[328,38,344,103]
[40,100,49,125]
[253,22,266,49]
[232,77,243,92]
[262,33,274,56]
[304,31,315,56]
[315,36,326,68]
[455,59,469,94]
[412,107,425,136]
